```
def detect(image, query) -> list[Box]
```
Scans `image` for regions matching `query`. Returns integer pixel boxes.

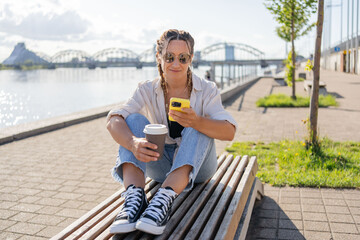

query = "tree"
[264,0,317,99]
[309,0,324,145]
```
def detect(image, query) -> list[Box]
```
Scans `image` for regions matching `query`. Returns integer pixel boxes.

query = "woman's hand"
[169,108,199,128]
[131,137,160,162]
[169,108,235,141]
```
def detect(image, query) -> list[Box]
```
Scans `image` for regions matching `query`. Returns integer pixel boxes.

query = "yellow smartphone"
[168,97,190,121]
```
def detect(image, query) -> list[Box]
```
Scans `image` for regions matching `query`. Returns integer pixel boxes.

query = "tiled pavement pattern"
[0,119,120,239]
[246,186,360,240]
[0,69,359,239]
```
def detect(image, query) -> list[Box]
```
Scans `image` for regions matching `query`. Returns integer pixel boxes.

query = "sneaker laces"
[116,185,143,219]
[143,187,177,222]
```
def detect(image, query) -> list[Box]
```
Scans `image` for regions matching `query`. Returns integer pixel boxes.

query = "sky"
[0,0,323,62]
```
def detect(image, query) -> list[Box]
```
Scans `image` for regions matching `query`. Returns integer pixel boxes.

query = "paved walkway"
[0,69,359,239]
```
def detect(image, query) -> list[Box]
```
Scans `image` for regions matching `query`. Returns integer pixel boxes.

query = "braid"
[158,63,168,103]
[187,67,193,97]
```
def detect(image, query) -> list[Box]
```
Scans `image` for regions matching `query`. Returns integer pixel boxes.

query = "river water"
[0,67,209,129]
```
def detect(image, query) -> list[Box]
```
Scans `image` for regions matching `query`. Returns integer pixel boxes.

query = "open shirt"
[107,73,238,146]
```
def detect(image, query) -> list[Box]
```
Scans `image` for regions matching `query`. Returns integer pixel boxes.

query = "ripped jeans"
[111,113,217,191]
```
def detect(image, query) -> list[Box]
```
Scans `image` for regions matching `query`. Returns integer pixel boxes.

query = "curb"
[220,77,261,102]
[0,76,262,145]
[0,103,119,145]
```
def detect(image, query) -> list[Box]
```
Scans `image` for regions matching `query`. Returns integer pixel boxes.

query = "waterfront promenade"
[0,69,359,239]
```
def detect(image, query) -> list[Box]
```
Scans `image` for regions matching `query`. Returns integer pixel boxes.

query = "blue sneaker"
[109,184,148,233]
[136,186,177,235]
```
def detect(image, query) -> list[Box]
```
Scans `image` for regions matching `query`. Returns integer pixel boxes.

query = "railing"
[209,63,260,90]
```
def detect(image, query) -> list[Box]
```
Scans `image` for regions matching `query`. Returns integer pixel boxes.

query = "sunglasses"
[164,52,191,64]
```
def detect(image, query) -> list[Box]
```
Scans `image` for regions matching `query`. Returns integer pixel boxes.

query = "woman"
[106,29,237,235]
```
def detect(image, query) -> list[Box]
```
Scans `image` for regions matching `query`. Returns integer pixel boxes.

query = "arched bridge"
[93,48,139,63]
[47,42,283,68]
[52,50,91,63]
[197,42,265,61]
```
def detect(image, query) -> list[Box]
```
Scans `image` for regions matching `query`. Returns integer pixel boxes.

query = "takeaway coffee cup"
[143,124,168,159]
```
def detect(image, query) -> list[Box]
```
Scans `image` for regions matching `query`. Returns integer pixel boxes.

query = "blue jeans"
[111,113,218,191]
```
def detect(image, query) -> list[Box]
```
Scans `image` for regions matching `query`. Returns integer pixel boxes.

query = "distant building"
[3,43,49,65]
[321,0,359,74]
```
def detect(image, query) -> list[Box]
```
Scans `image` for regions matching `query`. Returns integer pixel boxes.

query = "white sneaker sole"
[136,220,165,235]
[109,222,136,234]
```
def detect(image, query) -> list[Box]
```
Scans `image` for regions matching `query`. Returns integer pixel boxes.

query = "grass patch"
[226,138,360,188]
[256,93,338,107]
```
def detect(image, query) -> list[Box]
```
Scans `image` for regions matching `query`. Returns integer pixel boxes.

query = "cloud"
[252,34,265,40]
[0,2,159,47]
[139,29,159,43]
[3,4,13,18]
[0,4,91,41]
[196,32,227,50]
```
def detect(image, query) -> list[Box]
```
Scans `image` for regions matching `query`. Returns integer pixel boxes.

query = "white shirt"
[107,73,238,145]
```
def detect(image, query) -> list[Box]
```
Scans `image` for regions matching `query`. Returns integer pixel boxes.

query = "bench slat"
[185,155,243,240]
[164,154,234,240]
[197,155,249,240]
[178,157,240,239]
[215,156,258,240]
[154,154,234,240]
[122,228,144,240]
[234,177,264,240]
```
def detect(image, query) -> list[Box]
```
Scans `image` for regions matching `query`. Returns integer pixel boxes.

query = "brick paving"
[238,69,360,240]
[0,119,120,239]
[246,186,360,240]
[0,69,359,239]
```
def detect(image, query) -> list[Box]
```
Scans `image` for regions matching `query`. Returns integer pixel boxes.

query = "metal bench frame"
[52,154,264,240]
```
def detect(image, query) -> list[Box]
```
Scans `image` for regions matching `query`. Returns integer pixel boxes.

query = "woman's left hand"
[169,108,199,128]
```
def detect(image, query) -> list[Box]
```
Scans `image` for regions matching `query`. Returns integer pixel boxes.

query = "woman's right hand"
[130,137,160,162]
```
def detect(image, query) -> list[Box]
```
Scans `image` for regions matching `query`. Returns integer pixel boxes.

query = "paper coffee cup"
[143,124,168,159]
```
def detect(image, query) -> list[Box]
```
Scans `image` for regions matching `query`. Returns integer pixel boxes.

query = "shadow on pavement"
[222,79,260,111]
[327,91,344,98]
[246,196,305,240]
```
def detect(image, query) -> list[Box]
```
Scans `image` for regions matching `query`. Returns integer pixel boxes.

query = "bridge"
[38,42,284,69]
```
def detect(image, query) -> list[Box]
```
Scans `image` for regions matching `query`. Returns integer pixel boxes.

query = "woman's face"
[159,40,192,83]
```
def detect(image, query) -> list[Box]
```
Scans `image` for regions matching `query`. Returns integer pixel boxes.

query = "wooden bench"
[304,80,327,95]
[51,154,264,240]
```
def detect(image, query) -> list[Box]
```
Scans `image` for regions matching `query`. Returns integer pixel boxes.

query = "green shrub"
[256,93,338,107]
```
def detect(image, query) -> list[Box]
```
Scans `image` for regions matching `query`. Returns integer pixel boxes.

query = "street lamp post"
[355,0,359,74]
[325,0,342,70]
[347,0,350,72]
[341,0,343,44]
[329,0,332,69]
[351,0,354,72]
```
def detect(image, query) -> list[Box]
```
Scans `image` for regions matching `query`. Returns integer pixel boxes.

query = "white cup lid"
[143,124,168,135]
